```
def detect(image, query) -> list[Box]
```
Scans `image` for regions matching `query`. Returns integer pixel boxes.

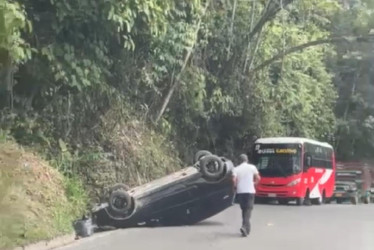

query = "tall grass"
[0,142,88,249]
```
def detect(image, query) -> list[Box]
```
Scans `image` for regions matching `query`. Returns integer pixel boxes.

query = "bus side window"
[304,153,311,171]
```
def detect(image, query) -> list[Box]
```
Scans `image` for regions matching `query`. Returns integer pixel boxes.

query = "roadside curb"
[13,233,76,250]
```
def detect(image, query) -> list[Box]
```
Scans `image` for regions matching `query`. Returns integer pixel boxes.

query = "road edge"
[13,233,76,250]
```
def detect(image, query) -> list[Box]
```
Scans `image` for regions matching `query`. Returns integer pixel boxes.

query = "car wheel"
[199,154,225,180]
[109,190,133,214]
[364,196,370,204]
[351,195,358,205]
[108,183,130,201]
[110,183,130,192]
[194,150,212,163]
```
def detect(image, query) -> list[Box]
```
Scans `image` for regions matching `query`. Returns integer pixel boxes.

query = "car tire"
[199,154,225,180]
[109,190,133,214]
[194,150,212,163]
[110,183,130,192]
[108,183,130,202]
[364,196,370,204]
[351,195,358,205]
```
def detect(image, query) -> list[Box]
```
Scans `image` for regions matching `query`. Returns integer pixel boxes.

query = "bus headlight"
[287,178,301,187]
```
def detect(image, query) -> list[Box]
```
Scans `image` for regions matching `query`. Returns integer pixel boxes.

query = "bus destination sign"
[257,148,297,154]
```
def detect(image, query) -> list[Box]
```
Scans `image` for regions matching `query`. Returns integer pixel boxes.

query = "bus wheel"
[311,196,322,205]
[314,196,323,205]
[303,190,312,206]
[312,191,326,205]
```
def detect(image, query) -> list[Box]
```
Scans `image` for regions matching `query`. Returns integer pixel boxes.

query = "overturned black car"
[90,151,235,230]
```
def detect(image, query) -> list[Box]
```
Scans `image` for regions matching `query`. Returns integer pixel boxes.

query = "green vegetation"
[0,140,87,249]
[1,0,374,247]
[331,0,374,161]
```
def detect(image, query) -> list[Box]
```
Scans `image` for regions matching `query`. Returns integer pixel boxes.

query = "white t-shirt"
[232,162,259,194]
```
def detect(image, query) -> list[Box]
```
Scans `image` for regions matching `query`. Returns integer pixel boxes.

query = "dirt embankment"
[0,142,85,249]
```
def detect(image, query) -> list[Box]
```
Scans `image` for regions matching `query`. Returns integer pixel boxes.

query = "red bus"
[252,137,336,205]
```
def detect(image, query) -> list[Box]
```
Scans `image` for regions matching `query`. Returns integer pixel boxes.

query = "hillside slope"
[0,141,86,249]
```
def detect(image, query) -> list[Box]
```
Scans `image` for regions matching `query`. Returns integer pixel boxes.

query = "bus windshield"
[255,154,301,177]
[253,144,302,177]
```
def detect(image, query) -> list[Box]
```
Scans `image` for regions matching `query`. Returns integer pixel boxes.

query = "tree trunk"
[336,66,360,152]
[0,53,14,109]
[154,1,211,123]
[247,0,294,41]
[226,0,237,60]
[242,0,257,73]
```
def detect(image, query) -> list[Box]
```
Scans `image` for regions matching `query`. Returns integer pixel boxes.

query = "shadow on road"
[87,219,224,236]
[194,220,224,227]
[213,231,242,238]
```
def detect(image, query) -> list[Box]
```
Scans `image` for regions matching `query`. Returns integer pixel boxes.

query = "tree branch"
[247,0,294,41]
[242,0,257,73]
[248,35,374,75]
[226,0,237,60]
[155,1,211,123]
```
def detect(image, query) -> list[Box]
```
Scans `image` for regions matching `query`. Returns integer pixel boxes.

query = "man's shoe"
[240,227,247,237]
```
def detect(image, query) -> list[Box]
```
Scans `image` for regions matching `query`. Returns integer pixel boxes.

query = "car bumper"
[332,192,356,199]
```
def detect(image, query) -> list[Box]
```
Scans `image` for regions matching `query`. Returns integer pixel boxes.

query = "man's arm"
[254,172,261,185]
[253,165,261,185]
[232,173,237,190]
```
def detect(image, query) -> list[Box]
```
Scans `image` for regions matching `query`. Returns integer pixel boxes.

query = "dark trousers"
[236,193,255,234]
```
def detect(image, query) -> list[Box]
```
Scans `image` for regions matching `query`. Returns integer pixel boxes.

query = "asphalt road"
[58,203,374,250]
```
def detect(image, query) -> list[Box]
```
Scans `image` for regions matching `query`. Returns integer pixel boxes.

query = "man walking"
[232,154,261,237]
